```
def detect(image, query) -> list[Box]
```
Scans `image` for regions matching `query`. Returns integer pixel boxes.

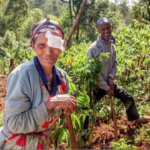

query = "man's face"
[98,22,112,42]
[33,32,61,67]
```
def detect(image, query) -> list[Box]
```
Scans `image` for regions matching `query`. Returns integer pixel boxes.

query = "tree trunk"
[64,0,87,50]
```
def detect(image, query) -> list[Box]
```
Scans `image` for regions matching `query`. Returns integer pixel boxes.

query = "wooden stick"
[64,0,87,50]
[66,115,78,149]
[110,97,118,141]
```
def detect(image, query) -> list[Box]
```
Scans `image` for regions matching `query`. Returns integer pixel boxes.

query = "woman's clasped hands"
[45,94,77,115]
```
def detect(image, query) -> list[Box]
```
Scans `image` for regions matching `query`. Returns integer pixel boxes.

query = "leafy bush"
[115,22,150,101]
[0,113,3,127]
[113,138,137,150]
[135,124,150,145]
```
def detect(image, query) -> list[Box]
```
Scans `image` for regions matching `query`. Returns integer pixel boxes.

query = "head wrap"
[31,19,64,50]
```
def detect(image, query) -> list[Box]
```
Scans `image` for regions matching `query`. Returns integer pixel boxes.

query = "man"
[87,17,146,124]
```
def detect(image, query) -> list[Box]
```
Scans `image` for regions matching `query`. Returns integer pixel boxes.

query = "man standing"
[87,17,145,123]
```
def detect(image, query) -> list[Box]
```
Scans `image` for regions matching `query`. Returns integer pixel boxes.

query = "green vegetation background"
[0,0,150,149]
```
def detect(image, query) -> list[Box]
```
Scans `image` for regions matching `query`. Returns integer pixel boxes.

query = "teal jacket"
[0,59,69,149]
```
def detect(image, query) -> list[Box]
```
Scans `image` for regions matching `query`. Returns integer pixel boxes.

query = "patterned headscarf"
[31,19,64,44]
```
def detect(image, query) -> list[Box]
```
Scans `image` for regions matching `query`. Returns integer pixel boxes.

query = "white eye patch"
[45,31,64,51]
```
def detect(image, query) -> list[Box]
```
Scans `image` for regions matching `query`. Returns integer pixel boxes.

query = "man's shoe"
[134,116,150,126]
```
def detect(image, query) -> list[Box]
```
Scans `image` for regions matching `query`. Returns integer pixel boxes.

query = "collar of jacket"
[34,56,62,96]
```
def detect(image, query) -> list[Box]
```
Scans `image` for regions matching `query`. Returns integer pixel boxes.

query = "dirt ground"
[89,117,150,149]
[0,75,150,149]
[0,75,6,113]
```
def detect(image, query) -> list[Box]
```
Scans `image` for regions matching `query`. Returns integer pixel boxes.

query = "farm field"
[0,0,150,149]
[0,75,150,149]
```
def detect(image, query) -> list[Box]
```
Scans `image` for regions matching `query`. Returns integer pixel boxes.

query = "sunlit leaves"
[116,22,150,102]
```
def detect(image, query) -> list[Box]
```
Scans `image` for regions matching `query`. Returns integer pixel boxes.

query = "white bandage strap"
[45,31,64,51]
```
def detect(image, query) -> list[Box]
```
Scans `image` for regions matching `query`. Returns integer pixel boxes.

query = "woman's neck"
[43,66,53,82]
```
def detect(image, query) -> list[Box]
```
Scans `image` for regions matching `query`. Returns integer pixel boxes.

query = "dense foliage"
[0,0,150,149]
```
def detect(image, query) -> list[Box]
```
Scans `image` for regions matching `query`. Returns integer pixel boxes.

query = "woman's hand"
[45,94,77,115]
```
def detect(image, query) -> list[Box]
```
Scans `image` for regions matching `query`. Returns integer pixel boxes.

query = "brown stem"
[10,58,16,72]
[110,97,118,141]
[66,115,78,149]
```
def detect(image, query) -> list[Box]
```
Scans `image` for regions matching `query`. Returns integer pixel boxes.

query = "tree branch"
[64,0,87,50]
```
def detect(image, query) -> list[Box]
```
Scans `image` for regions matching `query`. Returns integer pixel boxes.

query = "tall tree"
[0,0,10,16]
[140,0,150,21]
[61,0,121,43]
[0,0,29,37]
[29,0,46,8]
[64,0,87,49]
[131,0,150,22]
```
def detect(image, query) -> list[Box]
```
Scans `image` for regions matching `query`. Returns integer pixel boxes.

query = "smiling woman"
[33,32,61,68]
[0,19,77,149]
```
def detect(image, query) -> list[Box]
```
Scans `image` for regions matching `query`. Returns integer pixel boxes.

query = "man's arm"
[87,45,110,91]
[108,46,117,79]
[97,75,114,98]
[87,45,114,98]
[97,74,110,91]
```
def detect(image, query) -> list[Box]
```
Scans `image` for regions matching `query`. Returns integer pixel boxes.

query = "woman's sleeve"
[5,72,49,134]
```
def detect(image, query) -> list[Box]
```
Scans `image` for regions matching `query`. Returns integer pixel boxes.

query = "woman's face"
[33,32,61,67]
[98,22,112,42]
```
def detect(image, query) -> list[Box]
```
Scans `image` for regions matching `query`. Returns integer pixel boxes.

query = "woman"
[0,19,77,149]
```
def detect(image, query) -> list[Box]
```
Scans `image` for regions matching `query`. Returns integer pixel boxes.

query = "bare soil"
[88,117,150,149]
[0,75,6,113]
